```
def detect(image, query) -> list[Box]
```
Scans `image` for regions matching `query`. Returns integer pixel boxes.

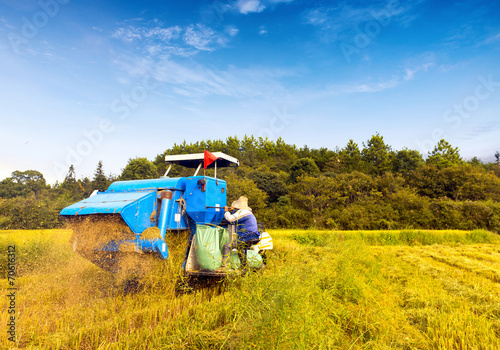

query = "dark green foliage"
[362,133,393,175]
[225,176,267,212]
[392,148,424,174]
[467,157,483,167]
[0,177,29,198]
[93,161,108,191]
[408,164,500,201]
[289,158,320,183]
[120,157,158,180]
[426,139,463,168]
[297,146,337,171]
[0,196,66,229]
[328,139,363,173]
[0,170,47,199]
[248,169,287,203]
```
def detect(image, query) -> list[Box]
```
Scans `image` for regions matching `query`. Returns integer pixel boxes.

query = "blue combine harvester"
[60,152,272,278]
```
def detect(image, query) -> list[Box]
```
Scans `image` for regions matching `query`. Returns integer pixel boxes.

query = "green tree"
[93,161,108,191]
[120,158,158,180]
[11,170,46,199]
[392,148,424,174]
[407,164,500,201]
[64,165,76,185]
[426,139,462,168]
[0,177,28,198]
[225,177,267,212]
[361,133,393,175]
[60,165,83,199]
[248,170,288,203]
[467,157,482,167]
[338,139,363,173]
[289,175,339,226]
[289,158,320,183]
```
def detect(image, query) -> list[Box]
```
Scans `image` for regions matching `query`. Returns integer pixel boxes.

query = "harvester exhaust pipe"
[158,190,173,240]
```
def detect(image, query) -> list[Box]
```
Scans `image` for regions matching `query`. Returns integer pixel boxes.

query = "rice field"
[1,228,500,349]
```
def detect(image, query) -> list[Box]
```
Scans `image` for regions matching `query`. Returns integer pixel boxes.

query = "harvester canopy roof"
[164,152,239,168]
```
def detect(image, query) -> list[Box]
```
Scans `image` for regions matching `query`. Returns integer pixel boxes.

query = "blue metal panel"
[107,178,186,193]
[121,191,156,233]
[205,178,226,224]
[184,176,227,225]
[165,189,189,230]
[60,192,154,216]
[60,191,157,234]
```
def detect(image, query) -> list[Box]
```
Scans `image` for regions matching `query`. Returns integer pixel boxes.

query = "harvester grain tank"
[60,152,272,277]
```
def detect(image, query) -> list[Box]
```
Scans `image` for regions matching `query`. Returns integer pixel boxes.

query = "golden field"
[1,228,500,349]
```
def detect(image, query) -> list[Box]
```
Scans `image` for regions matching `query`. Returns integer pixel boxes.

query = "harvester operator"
[222,196,260,268]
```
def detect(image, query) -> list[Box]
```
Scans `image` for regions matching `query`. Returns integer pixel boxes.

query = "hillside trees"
[0,162,117,229]
[1,134,499,232]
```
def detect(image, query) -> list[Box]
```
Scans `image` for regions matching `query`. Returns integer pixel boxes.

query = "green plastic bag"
[218,226,230,252]
[195,225,222,270]
[228,251,241,270]
[247,249,263,268]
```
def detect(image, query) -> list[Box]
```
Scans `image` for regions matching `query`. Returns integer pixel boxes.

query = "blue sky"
[0,0,499,183]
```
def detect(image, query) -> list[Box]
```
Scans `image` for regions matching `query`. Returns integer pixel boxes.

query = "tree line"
[1,134,499,232]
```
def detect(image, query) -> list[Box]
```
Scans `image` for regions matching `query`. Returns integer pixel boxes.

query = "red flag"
[204,150,218,169]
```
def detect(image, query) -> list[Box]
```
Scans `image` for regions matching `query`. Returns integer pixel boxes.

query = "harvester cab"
[60,152,272,278]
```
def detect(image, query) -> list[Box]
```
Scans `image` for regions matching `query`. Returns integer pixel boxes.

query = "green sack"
[247,249,263,268]
[228,251,241,270]
[218,226,231,253]
[195,225,222,270]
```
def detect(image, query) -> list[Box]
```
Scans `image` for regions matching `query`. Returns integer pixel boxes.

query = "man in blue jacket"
[222,196,260,268]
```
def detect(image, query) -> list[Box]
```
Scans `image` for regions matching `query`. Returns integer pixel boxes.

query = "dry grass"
[1,228,500,349]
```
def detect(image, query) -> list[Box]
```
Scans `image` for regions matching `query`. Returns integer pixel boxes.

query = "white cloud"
[112,27,142,42]
[226,26,240,37]
[143,26,182,41]
[115,55,293,101]
[111,22,233,56]
[235,0,266,14]
[305,1,421,42]
[344,77,400,93]
[337,56,435,93]
[113,25,182,43]
[259,25,268,35]
[183,24,218,51]
[483,32,500,45]
[231,0,293,15]
[404,62,433,81]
